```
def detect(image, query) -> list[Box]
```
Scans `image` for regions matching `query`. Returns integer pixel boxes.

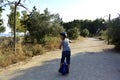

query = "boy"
[59,32,71,74]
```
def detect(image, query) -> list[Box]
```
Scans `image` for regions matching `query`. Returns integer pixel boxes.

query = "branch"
[0,1,14,7]
[19,3,31,13]
[16,0,21,5]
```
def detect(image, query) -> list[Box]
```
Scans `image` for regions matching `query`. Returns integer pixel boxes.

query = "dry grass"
[43,36,61,51]
[22,44,45,57]
[0,36,59,68]
[0,36,83,68]
[71,36,85,43]
[0,43,45,68]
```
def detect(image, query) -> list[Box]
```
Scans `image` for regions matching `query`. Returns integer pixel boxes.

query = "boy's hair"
[60,32,67,37]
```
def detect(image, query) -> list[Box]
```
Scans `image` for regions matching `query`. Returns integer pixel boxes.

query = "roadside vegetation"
[99,16,120,50]
[0,0,120,68]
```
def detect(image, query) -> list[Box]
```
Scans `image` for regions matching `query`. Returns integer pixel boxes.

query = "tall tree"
[1,0,29,53]
[25,7,64,43]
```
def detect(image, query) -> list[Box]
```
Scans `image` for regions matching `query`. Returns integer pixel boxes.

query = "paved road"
[0,38,120,80]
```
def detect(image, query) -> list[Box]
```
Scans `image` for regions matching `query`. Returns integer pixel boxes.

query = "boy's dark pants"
[61,51,71,64]
[59,51,71,73]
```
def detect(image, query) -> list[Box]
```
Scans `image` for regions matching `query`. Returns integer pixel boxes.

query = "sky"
[1,0,120,33]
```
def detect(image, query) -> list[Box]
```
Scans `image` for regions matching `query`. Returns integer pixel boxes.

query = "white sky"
[1,0,120,33]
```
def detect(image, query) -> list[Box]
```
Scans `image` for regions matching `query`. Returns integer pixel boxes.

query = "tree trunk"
[13,3,17,54]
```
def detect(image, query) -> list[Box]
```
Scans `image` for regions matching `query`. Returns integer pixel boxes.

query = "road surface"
[0,38,120,80]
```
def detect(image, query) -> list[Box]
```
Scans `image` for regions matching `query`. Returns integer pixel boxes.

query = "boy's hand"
[59,46,61,49]
[59,41,62,49]
[69,40,72,43]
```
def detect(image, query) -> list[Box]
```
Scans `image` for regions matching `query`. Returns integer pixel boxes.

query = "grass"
[0,42,45,68]
[0,36,59,68]
[71,36,85,43]
[0,36,84,68]
[43,36,61,51]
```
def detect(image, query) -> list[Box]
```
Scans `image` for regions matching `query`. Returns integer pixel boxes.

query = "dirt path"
[0,38,120,80]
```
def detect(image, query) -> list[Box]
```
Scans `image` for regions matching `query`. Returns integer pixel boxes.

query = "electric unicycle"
[59,62,68,75]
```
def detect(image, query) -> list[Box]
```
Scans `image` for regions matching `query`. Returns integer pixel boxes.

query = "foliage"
[0,36,62,67]
[81,28,90,37]
[63,20,81,30]
[0,7,5,33]
[0,26,5,33]
[63,19,105,36]
[109,16,120,49]
[67,27,80,39]
[1,2,118,67]
[100,30,108,40]
[25,7,64,43]
[8,5,24,32]
[20,10,28,32]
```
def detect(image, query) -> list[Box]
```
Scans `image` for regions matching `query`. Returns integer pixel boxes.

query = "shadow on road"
[10,50,120,80]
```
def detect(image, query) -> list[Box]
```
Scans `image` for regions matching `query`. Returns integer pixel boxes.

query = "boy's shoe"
[66,66,69,74]
[66,69,69,74]
[58,68,62,73]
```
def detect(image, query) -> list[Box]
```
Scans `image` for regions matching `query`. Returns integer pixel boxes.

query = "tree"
[25,7,64,43]
[50,22,64,37]
[1,0,29,53]
[63,20,81,31]
[50,13,64,36]
[81,28,90,37]
[63,19,105,37]
[26,6,47,43]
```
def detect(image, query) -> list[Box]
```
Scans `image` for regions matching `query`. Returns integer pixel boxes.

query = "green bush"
[100,30,107,40]
[67,27,80,39]
[81,28,90,37]
[108,17,120,49]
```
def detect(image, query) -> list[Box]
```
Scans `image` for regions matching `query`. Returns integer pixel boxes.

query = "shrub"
[109,17,120,49]
[100,30,107,40]
[81,28,90,37]
[67,27,80,39]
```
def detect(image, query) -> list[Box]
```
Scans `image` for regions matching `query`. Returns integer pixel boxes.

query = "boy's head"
[60,32,67,40]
